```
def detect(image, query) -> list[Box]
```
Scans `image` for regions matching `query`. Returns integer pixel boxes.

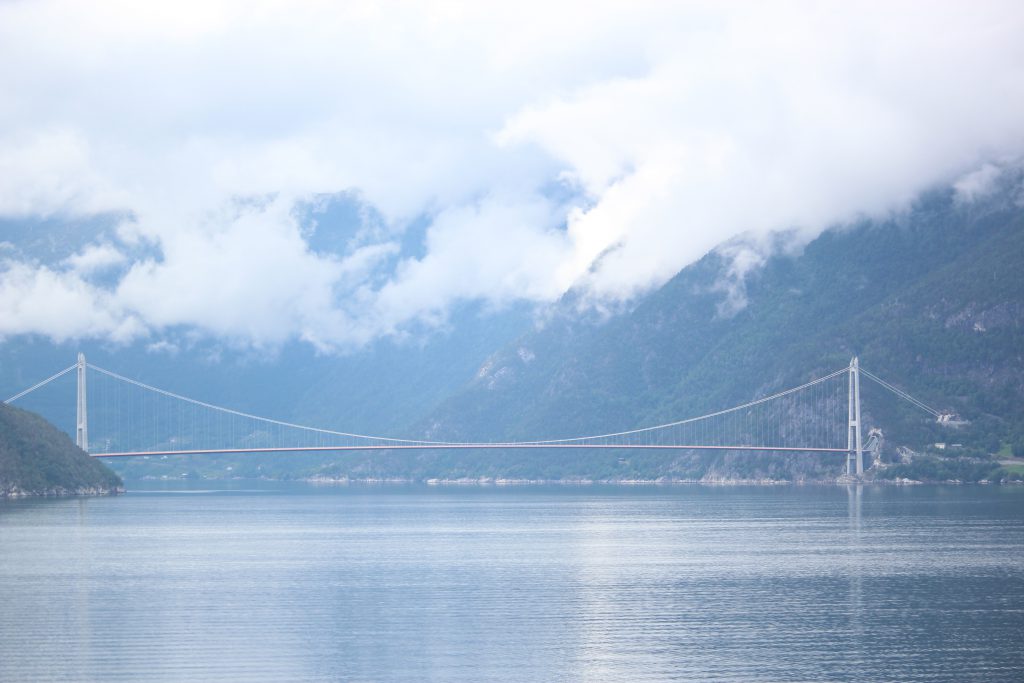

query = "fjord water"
[2,484,1022,682]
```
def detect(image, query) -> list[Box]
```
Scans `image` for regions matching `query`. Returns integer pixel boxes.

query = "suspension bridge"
[4,354,947,476]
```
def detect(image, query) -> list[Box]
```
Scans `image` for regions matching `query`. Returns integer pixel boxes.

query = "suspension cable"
[512,367,849,445]
[860,368,941,417]
[86,363,447,445]
[4,363,78,404]
[86,362,849,448]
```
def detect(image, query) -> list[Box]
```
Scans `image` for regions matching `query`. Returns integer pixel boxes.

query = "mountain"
[309,174,1024,483]
[3,176,1022,484]
[0,193,534,439]
[0,194,537,481]
[0,301,534,481]
[0,402,123,497]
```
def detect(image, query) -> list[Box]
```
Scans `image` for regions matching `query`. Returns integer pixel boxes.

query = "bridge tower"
[76,352,88,453]
[847,356,863,476]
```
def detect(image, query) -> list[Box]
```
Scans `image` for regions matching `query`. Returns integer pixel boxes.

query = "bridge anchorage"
[4,354,948,478]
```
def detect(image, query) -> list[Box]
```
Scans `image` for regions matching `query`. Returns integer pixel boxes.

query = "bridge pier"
[847,356,863,476]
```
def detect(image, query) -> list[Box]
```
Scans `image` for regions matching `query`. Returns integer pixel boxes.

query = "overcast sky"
[1,1,1023,351]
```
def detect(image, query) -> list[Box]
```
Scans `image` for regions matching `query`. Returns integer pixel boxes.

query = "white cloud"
[0,261,143,343]
[113,199,358,350]
[954,164,1004,202]
[0,1,1022,349]
[501,2,1024,303]
[0,129,127,216]
[63,243,127,275]
[710,240,770,319]
[368,195,571,335]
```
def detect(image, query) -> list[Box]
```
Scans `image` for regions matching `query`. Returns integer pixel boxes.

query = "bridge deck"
[93,444,850,457]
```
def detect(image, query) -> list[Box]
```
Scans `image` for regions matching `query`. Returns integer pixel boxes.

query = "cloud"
[0,261,142,343]
[63,243,128,275]
[367,195,572,335]
[0,1,1022,349]
[112,198,381,351]
[0,129,127,216]
[710,241,770,319]
[501,2,1024,302]
[954,164,1004,202]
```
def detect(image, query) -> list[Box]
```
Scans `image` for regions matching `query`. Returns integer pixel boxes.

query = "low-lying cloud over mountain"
[1,1,1023,350]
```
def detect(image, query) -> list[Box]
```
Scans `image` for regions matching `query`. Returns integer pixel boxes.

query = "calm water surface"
[2,483,1023,682]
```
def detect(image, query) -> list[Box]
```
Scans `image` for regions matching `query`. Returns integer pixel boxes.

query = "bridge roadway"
[94,444,849,457]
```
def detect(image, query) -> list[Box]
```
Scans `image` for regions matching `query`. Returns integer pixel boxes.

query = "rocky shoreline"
[1,485,125,499]
[303,475,1008,487]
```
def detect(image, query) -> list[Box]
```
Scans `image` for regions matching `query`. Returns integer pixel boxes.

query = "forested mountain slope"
[357,177,1024,482]
[0,301,532,480]
[5,178,1021,484]
[0,403,122,497]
